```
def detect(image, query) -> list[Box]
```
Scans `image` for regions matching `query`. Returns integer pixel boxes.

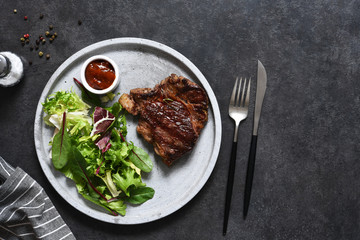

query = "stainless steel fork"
[223,77,251,236]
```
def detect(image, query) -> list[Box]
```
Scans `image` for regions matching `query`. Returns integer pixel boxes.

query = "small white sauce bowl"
[80,55,120,95]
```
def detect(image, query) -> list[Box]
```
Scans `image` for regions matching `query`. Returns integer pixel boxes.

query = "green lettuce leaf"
[43,90,90,115]
[52,112,72,170]
[43,92,155,216]
[127,187,155,204]
[128,145,153,173]
[113,167,145,196]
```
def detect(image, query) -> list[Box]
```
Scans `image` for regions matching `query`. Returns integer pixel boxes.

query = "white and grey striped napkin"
[0,156,76,240]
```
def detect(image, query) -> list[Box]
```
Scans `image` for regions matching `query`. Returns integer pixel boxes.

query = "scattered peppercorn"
[78,20,82,25]
[15,13,59,64]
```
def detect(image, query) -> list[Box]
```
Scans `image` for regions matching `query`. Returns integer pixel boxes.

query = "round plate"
[34,38,222,224]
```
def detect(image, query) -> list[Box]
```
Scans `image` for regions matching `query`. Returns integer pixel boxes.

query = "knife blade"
[243,60,267,219]
[253,60,267,136]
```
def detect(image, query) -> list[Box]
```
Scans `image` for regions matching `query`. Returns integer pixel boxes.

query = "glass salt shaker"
[0,52,24,87]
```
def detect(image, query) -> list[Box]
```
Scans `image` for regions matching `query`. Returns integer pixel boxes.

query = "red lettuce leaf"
[91,107,115,136]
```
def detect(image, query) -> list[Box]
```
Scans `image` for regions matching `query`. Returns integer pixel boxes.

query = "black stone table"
[1,1,359,239]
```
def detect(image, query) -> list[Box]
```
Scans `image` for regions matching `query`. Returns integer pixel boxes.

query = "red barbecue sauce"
[85,60,115,90]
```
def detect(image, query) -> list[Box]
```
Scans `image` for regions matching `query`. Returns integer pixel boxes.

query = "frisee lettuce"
[42,90,154,216]
[42,90,92,136]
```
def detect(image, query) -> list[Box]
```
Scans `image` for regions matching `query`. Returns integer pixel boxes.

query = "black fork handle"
[243,134,258,219]
[223,141,238,235]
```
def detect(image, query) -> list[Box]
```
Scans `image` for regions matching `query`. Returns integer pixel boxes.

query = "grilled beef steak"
[119,74,209,166]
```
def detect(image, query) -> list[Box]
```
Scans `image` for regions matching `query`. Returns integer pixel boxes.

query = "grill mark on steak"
[119,74,209,166]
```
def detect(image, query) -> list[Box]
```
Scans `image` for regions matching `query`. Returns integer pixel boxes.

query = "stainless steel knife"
[243,60,267,219]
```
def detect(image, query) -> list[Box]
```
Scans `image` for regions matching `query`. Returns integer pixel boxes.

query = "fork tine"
[235,77,243,106]
[244,78,251,107]
[240,78,247,107]
[229,77,239,106]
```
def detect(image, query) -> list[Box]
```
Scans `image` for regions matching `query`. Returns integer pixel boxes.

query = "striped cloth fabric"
[0,156,76,240]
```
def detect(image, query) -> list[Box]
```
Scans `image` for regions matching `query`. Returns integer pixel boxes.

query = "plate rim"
[34,37,222,224]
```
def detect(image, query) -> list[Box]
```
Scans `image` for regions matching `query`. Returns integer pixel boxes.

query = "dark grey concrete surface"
[1,0,359,239]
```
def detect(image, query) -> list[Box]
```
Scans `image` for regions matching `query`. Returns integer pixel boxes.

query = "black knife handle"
[223,141,238,235]
[243,135,258,219]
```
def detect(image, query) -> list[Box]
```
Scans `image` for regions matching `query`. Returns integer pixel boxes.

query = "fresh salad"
[42,89,154,216]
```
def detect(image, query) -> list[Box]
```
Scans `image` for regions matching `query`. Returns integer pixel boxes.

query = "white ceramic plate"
[34,38,222,224]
